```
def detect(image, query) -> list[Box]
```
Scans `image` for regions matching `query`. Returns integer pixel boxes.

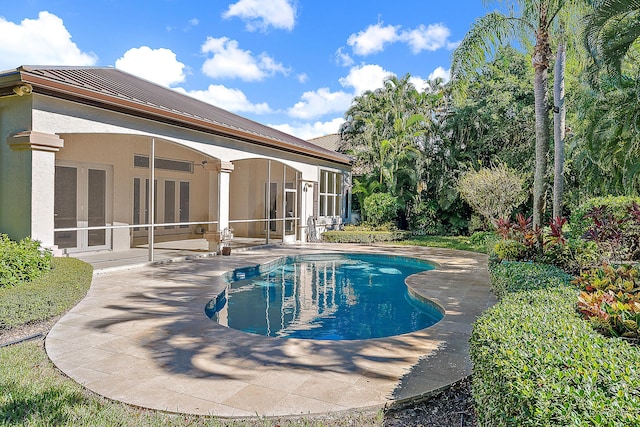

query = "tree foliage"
[336,1,640,234]
[458,165,527,228]
[362,192,399,227]
[566,1,640,197]
[451,0,584,227]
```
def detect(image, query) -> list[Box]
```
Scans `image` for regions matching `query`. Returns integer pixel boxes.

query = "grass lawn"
[394,235,491,254]
[2,340,383,426]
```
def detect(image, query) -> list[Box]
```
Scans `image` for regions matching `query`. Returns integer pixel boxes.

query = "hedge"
[0,234,52,288]
[321,230,410,244]
[472,262,640,426]
[489,261,573,299]
[0,257,93,331]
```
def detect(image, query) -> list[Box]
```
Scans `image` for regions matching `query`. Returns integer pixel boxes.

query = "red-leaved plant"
[496,213,541,246]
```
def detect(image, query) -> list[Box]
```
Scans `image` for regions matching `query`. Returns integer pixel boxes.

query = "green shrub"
[342,223,397,232]
[0,234,52,288]
[321,230,409,244]
[468,231,499,255]
[363,192,399,227]
[471,287,640,426]
[0,257,93,330]
[469,231,495,244]
[492,240,528,263]
[457,164,527,227]
[489,261,574,299]
[538,238,600,275]
[407,199,441,235]
[570,195,640,238]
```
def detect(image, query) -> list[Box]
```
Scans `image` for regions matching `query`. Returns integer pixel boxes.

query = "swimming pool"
[206,253,443,340]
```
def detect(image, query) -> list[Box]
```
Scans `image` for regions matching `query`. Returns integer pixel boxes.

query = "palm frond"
[584,0,640,76]
[451,12,518,82]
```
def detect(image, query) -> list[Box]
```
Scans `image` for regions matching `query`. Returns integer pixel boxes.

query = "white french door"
[132,178,190,239]
[54,163,111,252]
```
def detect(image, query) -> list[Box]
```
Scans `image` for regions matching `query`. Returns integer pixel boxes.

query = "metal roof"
[0,65,351,166]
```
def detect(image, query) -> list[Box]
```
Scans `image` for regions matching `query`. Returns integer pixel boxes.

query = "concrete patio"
[45,243,494,418]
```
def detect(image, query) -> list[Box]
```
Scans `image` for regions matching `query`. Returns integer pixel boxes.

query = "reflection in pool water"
[206,253,443,340]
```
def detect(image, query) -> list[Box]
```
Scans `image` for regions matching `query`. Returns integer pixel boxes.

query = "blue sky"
[0,0,491,139]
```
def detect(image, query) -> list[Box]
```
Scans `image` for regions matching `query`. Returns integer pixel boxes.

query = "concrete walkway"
[45,244,494,418]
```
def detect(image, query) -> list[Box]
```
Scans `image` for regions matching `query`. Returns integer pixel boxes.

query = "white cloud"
[285,64,392,122]
[223,0,296,31]
[201,36,288,81]
[428,66,450,82]
[288,88,353,120]
[0,11,96,70]
[271,117,345,140]
[407,68,450,93]
[339,64,394,95]
[345,21,456,57]
[347,22,400,56]
[447,40,461,50]
[115,46,186,87]
[297,73,308,83]
[335,47,354,67]
[409,76,429,92]
[174,85,271,114]
[401,23,451,53]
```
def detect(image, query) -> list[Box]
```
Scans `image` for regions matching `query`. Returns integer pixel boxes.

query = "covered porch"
[51,133,315,260]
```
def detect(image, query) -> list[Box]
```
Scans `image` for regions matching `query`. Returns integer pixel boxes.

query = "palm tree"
[570,75,640,195]
[451,0,579,227]
[584,0,640,79]
[340,74,426,193]
[573,0,640,195]
[553,34,566,219]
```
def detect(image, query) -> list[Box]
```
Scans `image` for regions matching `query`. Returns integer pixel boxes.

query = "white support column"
[218,160,234,233]
[203,160,233,252]
[148,138,155,262]
[8,131,64,253]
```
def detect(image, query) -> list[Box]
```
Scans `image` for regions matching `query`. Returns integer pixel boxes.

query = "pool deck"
[45,243,495,418]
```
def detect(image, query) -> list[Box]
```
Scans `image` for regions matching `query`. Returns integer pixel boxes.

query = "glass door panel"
[88,169,106,247]
[54,166,78,249]
[133,178,157,238]
[55,164,110,251]
[265,182,278,232]
[133,178,142,231]
[285,190,296,235]
[165,180,176,229]
[179,181,189,228]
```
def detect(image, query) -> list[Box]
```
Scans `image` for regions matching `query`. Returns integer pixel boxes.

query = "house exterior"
[0,66,351,254]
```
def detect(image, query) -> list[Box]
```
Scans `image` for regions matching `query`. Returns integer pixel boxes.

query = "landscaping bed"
[472,260,640,426]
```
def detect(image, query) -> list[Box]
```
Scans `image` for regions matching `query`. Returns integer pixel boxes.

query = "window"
[318,170,343,217]
[134,155,193,173]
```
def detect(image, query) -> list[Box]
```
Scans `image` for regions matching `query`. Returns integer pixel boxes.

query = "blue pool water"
[205,253,443,340]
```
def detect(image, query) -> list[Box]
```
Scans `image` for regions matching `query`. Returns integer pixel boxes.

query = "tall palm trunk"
[553,41,566,219]
[532,24,552,228]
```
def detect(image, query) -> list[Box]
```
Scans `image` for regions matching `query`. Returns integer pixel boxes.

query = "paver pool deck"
[45,243,495,418]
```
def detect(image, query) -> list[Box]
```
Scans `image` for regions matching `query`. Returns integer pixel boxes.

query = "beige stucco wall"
[0,95,37,241]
